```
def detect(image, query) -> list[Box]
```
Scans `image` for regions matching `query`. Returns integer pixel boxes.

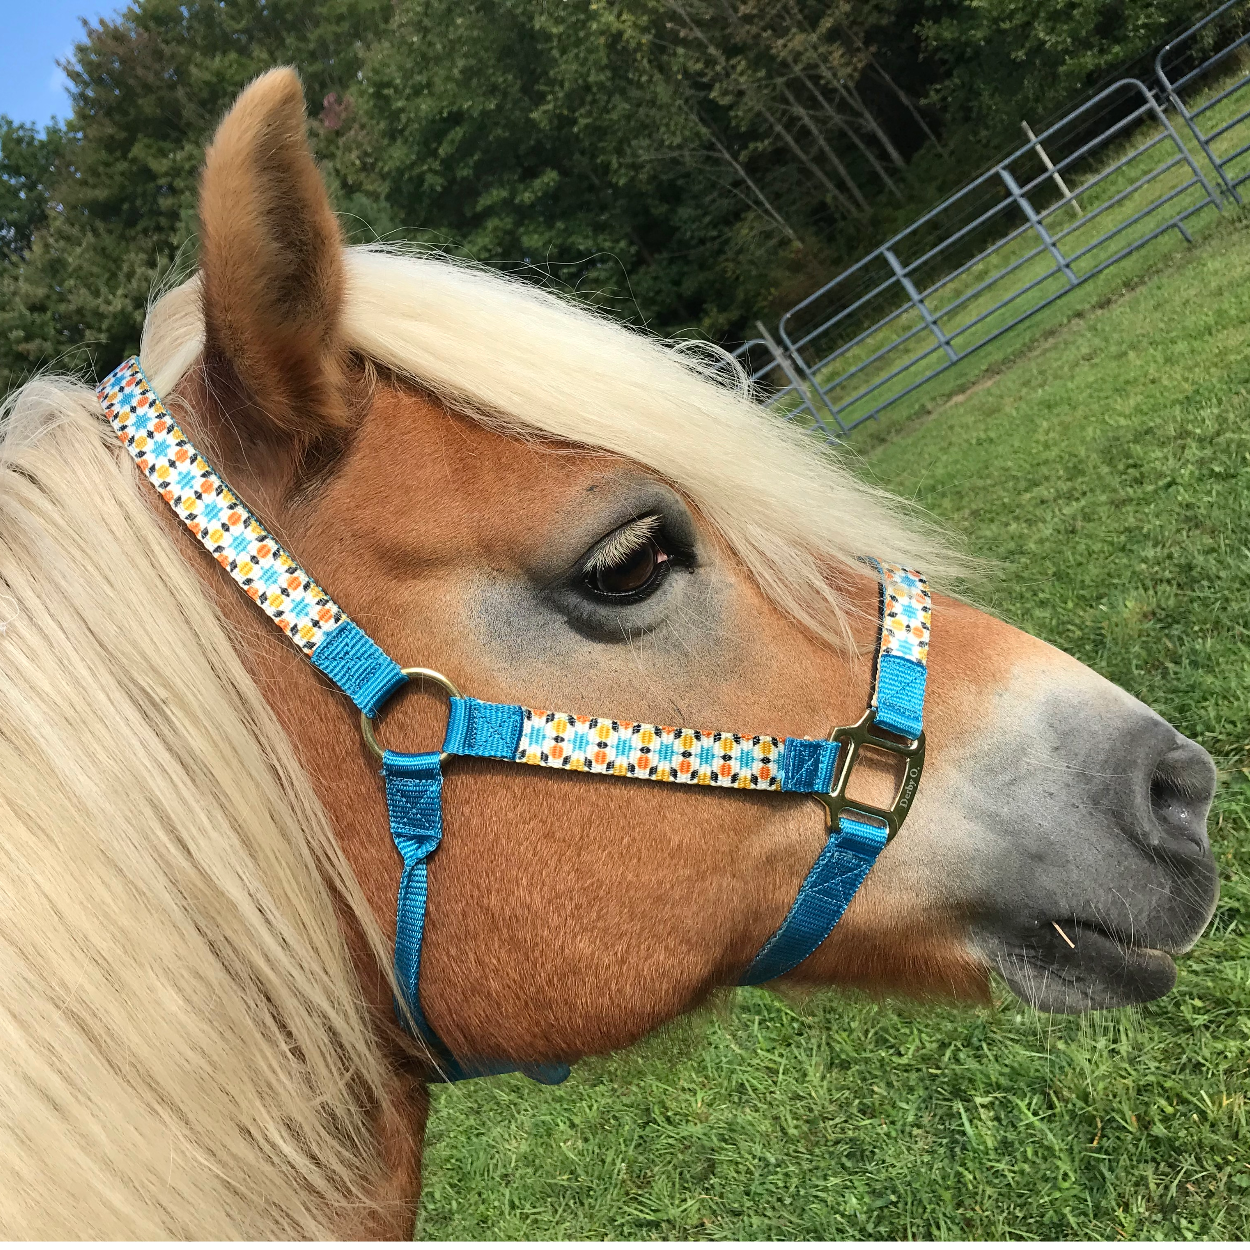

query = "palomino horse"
[0,70,1218,1237]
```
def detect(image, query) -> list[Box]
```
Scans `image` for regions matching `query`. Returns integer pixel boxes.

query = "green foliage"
[345,1,693,316]
[919,0,1227,143]
[2,0,1236,391]
[341,0,878,336]
[0,119,63,265]
[415,206,1250,1241]
[0,0,391,391]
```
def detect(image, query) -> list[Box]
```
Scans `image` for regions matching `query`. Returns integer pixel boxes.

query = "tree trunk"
[785,62,901,197]
[781,1,908,169]
[686,103,802,243]
[862,47,948,157]
[665,0,861,218]
[840,76,907,168]
[778,83,872,212]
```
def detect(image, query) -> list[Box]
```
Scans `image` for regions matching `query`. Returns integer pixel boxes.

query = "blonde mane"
[0,246,959,1236]
[0,377,394,1237]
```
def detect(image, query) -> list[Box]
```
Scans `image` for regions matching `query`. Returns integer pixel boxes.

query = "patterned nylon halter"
[98,357,931,1085]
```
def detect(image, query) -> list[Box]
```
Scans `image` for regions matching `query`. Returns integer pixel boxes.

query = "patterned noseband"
[98,357,930,1084]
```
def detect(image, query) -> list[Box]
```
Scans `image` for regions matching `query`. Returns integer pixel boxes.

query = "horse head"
[189,68,1215,1029]
[0,68,1218,1237]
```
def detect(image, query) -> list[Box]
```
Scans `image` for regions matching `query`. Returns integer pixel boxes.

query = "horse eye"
[585,535,671,600]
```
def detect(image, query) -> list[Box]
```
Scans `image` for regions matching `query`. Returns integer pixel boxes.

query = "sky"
[0,1,124,129]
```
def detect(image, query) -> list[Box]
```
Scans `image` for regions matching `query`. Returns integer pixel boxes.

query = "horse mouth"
[990,917,1179,1013]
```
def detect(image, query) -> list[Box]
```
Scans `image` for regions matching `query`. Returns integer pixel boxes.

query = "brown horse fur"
[3,67,1208,1237]
[199,68,351,454]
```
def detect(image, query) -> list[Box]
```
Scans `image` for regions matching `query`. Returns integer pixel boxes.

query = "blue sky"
[0,1,125,129]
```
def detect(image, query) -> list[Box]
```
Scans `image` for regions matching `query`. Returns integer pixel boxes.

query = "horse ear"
[198,67,349,443]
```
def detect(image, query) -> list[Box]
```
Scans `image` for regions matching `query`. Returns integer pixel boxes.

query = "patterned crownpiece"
[98,357,345,655]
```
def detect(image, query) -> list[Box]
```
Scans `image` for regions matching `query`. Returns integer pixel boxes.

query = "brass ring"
[360,667,463,763]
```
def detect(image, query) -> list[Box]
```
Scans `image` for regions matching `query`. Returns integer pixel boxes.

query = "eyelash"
[582,515,663,575]
[581,515,675,602]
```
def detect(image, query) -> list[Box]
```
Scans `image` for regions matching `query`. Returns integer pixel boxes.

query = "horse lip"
[991,918,1181,1012]
[1057,917,1171,956]
[1032,917,1198,969]
[994,915,1183,982]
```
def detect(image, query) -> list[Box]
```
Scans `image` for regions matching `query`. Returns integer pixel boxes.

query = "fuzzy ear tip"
[216,66,307,140]
[246,65,305,107]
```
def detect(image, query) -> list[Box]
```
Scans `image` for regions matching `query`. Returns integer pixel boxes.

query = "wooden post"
[1022,121,1082,217]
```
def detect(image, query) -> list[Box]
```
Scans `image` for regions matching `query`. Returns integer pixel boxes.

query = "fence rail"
[1157,0,1250,203]
[739,0,1250,439]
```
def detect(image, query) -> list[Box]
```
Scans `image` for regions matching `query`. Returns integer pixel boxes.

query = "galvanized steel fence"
[737,0,1250,440]
[1158,0,1250,203]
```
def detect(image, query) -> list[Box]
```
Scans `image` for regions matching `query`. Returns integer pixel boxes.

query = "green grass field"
[414,210,1250,1241]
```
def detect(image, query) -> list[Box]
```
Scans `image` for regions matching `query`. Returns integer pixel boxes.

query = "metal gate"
[1157,0,1250,203]
[741,0,1249,439]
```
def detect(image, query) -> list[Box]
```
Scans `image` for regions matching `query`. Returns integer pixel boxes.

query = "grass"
[413,196,1250,1241]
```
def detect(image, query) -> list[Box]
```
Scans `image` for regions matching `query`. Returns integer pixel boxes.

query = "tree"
[917,0,1220,144]
[0,0,392,392]
[3,0,1228,394]
[0,120,64,266]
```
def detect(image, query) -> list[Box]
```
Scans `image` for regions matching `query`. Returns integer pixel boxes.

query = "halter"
[97,357,930,1085]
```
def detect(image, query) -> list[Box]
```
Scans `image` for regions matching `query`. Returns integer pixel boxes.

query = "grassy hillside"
[414,212,1250,1241]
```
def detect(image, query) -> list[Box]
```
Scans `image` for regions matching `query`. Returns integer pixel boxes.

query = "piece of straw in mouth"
[1052,921,1076,949]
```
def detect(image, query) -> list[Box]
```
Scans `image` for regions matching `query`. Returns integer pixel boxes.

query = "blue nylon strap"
[738,813,889,986]
[382,747,569,1086]
[383,749,461,1072]
[312,620,408,718]
[444,697,524,759]
[874,653,927,740]
[780,737,840,793]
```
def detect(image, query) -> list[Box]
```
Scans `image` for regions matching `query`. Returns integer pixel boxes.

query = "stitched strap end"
[313,620,407,717]
[873,653,926,740]
[780,737,841,793]
[444,697,524,759]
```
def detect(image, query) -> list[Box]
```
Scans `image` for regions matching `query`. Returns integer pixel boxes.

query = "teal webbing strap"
[313,621,408,717]
[738,814,889,985]
[383,748,569,1085]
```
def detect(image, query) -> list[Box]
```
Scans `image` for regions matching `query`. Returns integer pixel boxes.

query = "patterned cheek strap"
[98,357,929,1080]
[98,358,408,718]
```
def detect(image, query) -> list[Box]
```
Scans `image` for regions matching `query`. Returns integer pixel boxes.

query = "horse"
[0,68,1218,1238]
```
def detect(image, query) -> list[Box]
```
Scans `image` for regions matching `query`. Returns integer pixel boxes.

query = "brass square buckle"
[813,709,925,841]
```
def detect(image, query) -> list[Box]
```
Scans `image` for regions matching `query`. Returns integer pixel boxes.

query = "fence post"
[882,247,958,363]
[998,167,1079,286]
[1021,120,1082,216]
[755,322,842,436]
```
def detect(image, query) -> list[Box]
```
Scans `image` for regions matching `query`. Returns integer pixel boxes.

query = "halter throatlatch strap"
[383,749,569,1085]
[97,356,930,1080]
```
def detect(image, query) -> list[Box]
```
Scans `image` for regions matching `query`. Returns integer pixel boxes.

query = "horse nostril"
[1148,740,1216,853]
